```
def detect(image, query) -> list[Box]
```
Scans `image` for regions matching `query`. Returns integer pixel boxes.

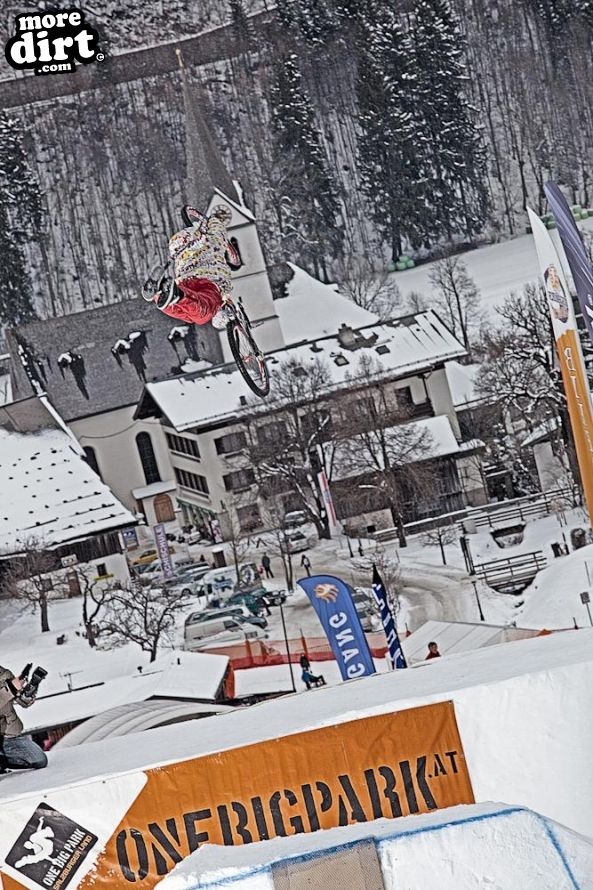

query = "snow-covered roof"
[0,397,135,553]
[132,479,177,500]
[21,652,230,733]
[444,361,482,408]
[138,311,466,432]
[55,699,234,748]
[520,416,561,448]
[331,415,468,481]
[402,619,541,665]
[277,264,378,345]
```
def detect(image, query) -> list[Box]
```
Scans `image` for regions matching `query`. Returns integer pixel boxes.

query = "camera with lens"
[19,663,48,700]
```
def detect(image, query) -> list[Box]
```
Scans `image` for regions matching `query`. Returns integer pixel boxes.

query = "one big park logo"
[5,802,98,889]
[5,8,103,76]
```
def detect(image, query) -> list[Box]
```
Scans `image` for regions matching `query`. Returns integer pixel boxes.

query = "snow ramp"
[156,802,593,890]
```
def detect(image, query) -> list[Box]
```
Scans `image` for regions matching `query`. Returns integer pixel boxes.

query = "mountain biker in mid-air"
[146,204,240,330]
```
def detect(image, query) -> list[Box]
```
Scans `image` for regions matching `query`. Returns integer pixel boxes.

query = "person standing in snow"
[261,553,274,579]
[146,205,240,329]
[300,553,312,577]
[425,641,441,660]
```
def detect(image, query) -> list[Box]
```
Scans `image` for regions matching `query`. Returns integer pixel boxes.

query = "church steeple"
[176,49,237,208]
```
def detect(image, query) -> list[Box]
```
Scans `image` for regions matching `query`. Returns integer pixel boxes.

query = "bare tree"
[219,494,253,577]
[99,585,191,662]
[72,565,114,648]
[335,356,436,546]
[247,357,337,540]
[1,538,64,632]
[338,256,402,318]
[258,498,295,591]
[429,255,482,355]
[421,523,459,565]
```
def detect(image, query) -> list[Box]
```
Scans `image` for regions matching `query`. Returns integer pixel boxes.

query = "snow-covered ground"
[391,216,593,321]
[157,802,593,890]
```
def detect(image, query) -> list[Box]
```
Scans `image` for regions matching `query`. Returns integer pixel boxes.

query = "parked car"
[224,585,286,615]
[351,587,378,632]
[185,622,268,651]
[283,510,308,530]
[281,530,310,554]
[131,548,158,566]
[184,606,267,649]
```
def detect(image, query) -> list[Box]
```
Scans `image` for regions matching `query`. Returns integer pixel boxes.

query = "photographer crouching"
[0,663,48,771]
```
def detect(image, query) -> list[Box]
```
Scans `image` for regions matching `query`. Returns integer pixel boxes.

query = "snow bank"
[156,803,593,889]
[518,543,593,629]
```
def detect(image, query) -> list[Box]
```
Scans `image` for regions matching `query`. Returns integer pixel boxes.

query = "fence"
[473,550,547,593]
[201,633,389,670]
[371,486,579,544]
[464,486,579,530]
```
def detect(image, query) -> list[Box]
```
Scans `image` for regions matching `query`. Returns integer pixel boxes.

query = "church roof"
[181,67,238,210]
[6,298,223,422]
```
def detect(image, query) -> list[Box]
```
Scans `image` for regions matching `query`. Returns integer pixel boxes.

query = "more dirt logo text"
[5,8,103,76]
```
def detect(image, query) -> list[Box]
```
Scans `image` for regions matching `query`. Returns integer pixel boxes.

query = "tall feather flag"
[372,565,407,669]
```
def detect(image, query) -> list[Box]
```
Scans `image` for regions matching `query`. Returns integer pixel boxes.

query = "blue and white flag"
[297,574,376,681]
[372,565,407,669]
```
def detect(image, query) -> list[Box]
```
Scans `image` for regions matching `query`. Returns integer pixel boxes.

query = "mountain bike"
[142,206,270,398]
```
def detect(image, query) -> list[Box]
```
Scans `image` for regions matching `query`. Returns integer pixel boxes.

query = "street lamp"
[471,579,485,622]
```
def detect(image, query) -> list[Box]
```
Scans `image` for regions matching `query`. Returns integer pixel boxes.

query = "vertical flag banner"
[544,181,593,346]
[372,565,407,668]
[528,208,593,525]
[153,522,175,580]
[297,574,376,680]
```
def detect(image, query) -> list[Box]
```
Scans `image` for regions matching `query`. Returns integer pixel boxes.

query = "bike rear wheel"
[227,319,270,398]
[181,205,207,231]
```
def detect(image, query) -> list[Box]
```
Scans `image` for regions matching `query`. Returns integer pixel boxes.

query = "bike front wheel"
[227,319,270,398]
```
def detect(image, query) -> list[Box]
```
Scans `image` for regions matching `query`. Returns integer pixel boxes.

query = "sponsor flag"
[153,522,175,580]
[372,565,407,668]
[528,208,593,525]
[544,181,593,346]
[297,574,376,680]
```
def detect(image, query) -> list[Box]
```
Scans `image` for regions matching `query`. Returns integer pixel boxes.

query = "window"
[237,504,263,532]
[257,421,287,448]
[223,468,255,492]
[136,432,161,485]
[166,433,200,460]
[174,467,209,495]
[229,237,243,267]
[215,431,247,456]
[83,446,101,478]
[96,563,108,578]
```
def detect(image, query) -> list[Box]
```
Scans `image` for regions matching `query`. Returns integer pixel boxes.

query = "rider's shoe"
[211,304,234,330]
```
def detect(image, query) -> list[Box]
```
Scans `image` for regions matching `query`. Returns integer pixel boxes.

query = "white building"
[0,394,135,584]
[136,311,487,535]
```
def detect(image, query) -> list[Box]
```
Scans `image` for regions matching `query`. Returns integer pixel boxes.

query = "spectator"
[299,653,310,671]
[198,554,207,566]
[261,553,274,579]
[301,668,326,690]
[0,666,47,771]
[425,641,441,660]
[300,553,312,577]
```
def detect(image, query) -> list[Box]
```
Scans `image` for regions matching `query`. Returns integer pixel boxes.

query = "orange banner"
[60,701,471,888]
[528,209,593,525]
